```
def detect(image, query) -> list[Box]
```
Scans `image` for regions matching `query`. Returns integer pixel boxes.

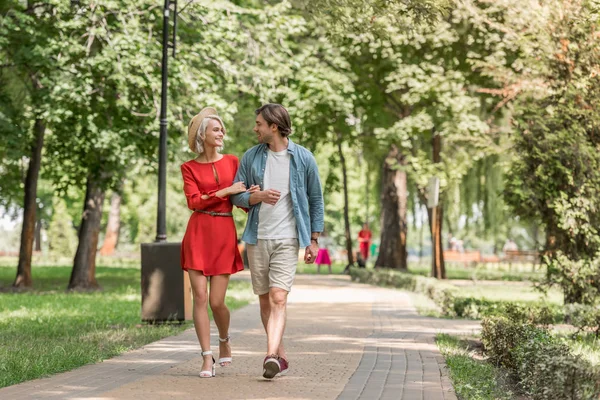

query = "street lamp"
[156,0,178,242]
[140,0,192,324]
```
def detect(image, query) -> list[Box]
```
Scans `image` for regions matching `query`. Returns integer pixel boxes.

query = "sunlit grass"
[0,265,252,388]
[559,333,600,366]
[437,334,514,400]
[450,283,563,305]
[296,262,347,275]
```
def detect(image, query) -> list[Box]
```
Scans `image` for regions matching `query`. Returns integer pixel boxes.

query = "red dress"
[180,155,244,276]
[358,229,372,260]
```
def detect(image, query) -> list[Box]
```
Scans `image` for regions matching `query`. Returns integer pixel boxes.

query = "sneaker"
[262,355,280,379]
[277,357,289,376]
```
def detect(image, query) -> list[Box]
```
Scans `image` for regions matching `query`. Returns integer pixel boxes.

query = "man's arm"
[306,155,325,234]
[303,153,324,265]
[230,153,252,208]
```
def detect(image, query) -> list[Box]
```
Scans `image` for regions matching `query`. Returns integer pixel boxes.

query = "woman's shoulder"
[223,154,240,165]
[181,159,197,169]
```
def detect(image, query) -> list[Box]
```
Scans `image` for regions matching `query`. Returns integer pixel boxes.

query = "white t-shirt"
[257,149,297,239]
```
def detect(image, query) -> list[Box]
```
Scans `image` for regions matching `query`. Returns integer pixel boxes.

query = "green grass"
[450,283,563,305]
[0,265,253,388]
[436,334,514,400]
[407,291,444,318]
[296,262,347,275]
[408,264,543,282]
[562,333,600,366]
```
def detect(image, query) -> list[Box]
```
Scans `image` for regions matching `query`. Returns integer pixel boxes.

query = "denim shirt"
[230,139,324,248]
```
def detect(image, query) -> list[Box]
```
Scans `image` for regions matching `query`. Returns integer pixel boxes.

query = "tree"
[375,145,408,270]
[99,191,122,256]
[0,0,66,287]
[500,0,600,304]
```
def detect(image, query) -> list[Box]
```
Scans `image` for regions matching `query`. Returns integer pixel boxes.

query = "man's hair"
[255,103,292,137]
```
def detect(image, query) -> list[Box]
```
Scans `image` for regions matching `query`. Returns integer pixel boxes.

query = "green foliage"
[349,267,563,320]
[489,0,600,302]
[47,197,77,258]
[546,252,600,305]
[565,303,600,338]
[482,314,600,399]
[436,333,513,400]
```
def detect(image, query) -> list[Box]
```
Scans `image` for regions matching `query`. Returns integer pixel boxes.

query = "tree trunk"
[428,204,446,279]
[13,118,45,288]
[375,145,408,270]
[99,192,121,256]
[34,218,42,252]
[429,131,446,279]
[337,137,354,267]
[69,176,105,290]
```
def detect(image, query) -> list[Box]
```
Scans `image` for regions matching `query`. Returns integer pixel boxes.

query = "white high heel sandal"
[218,336,232,366]
[200,350,216,378]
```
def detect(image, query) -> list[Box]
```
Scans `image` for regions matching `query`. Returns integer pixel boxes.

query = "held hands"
[304,242,319,264]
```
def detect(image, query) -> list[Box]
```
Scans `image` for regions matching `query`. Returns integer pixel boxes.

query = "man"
[231,103,324,379]
[357,222,372,261]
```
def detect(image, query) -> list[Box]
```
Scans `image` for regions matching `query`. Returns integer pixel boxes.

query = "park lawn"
[408,264,543,282]
[436,334,515,400]
[296,261,347,275]
[0,265,253,389]
[449,282,563,305]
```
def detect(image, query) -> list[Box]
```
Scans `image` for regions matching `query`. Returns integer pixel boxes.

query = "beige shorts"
[246,239,299,295]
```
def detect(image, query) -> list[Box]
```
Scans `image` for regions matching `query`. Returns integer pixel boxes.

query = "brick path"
[0,273,480,400]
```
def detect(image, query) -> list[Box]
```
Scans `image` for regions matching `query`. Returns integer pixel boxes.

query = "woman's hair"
[255,103,292,137]
[195,115,226,154]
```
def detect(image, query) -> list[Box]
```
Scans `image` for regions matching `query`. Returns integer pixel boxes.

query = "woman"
[181,107,256,378]
[315,230,333,274]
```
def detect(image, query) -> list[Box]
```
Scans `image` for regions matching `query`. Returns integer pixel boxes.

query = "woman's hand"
[227,181,247,195]
[247,185,260,194]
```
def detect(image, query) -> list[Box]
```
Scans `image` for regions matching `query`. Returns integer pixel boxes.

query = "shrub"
[482,315,600,399]
[565,303,600,337]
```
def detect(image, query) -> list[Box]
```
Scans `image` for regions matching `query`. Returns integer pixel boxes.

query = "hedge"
[348,267,561,321]
[482,315,600,399]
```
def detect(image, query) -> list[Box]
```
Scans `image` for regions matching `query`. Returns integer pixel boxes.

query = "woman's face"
[203,119,225,148]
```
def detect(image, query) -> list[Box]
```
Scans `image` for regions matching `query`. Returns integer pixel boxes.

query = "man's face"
[253,113,275,144]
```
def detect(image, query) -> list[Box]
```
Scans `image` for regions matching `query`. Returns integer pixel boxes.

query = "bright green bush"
[482,314,600,399]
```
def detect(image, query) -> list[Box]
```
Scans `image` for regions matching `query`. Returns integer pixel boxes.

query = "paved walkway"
[0,273,480,400]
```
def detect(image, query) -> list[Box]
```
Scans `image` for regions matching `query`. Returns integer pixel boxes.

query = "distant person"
[315,231,333,274]
[180,107,258,378]
[503,239,518,253]
[230,103,324,379]
[357,223,372,261]
[370,241,378,259]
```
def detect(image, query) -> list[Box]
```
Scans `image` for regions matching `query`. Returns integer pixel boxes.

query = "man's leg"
[264,239,298,360]
[259,293,286,359]
[266,287,288,357]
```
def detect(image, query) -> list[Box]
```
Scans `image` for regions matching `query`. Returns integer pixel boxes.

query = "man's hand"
[260,189,281,205]
[304,242,319,264]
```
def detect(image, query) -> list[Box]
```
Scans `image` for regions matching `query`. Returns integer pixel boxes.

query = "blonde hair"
[195,115,226,154]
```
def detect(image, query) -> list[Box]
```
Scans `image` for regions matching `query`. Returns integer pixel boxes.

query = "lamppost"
[140,0,192,323]
[156,0,178,242]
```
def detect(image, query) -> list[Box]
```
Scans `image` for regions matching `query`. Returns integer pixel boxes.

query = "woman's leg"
[209,274,232,365]
[188,270,212,372]
[317,264,321,273]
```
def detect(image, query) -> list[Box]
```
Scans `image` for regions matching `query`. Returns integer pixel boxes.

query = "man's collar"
[262,138,296,153]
